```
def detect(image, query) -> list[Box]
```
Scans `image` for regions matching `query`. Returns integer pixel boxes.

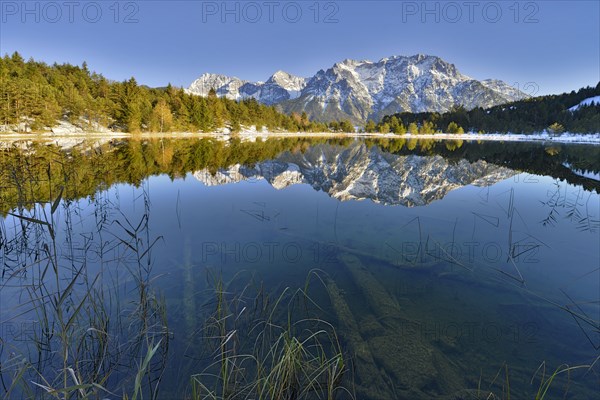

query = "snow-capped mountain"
[186,71,307,105]
[186,54,526,123]
[193,142,515,206]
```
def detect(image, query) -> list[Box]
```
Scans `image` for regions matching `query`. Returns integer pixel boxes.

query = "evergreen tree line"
[1,53,358,133]
[364,117,465,134]
[373,83,600,134]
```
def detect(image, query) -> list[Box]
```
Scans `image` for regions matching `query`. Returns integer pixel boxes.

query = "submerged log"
[326,278,394,400]
[271,225,442,271]
[337,252,466,398]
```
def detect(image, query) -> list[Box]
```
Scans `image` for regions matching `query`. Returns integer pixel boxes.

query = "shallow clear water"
[1,138,599,399]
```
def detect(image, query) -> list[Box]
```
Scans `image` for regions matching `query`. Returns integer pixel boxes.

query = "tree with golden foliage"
[150,99,173,132]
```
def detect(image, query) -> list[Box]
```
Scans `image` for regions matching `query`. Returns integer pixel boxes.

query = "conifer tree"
[365,120,377,133]
[407,122,418,134]
[339,120,354,133]
[419,120,435,134]
[379,122,390,133]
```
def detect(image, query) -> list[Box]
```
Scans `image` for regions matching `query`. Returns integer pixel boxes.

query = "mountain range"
[186,54,526,124]
[193,142,515,206]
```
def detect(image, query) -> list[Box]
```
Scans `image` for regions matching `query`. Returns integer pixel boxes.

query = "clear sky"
[1,0,598,95]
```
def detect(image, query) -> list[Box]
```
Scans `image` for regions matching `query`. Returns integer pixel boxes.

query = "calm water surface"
[1,137,598,399]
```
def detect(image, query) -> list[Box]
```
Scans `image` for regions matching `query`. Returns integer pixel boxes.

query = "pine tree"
[446,121,464,134]
[340,120,354,133]
[407,122,418,134]
[230,118,241,133]
[365,120,377,133]
[378,123,390,133]
[126,102,142,133]
[419,120,435,134]
[395,123,407,134]
[389,116,404,133]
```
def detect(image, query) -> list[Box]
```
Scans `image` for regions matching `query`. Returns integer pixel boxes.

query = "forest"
[0,52,354,133]
[373,84,600,134]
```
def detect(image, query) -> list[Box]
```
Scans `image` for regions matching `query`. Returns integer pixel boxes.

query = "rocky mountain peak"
[267,70,307,92]
[187,54,526,123]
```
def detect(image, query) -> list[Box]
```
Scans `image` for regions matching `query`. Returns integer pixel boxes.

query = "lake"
[1,137,599,399]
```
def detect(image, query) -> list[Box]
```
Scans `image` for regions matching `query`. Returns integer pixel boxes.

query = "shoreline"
[1,130,599,145]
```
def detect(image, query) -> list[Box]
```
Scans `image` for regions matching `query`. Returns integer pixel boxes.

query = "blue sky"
[1,0,598,95]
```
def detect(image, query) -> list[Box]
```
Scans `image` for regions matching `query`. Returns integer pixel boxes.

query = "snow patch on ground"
[383,131,600,145]
[2,129,599,147]
[0,121,34,133]
[51,121,85,135]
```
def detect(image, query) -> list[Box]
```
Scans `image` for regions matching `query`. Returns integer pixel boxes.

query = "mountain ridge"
[186,54,526,123]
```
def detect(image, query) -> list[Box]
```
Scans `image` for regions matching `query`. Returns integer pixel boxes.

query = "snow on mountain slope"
[568,96,600,112]
[268,71,306,98]
[187,73,247,99]
[186,71,307,105]
[187,54,526,123]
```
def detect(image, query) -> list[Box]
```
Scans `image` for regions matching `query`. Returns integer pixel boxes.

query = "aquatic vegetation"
[189,270,351,400]
[0,179,170,399]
